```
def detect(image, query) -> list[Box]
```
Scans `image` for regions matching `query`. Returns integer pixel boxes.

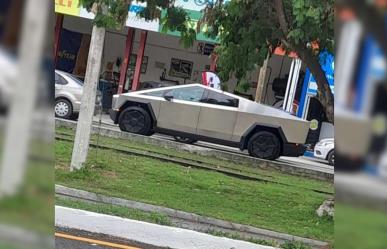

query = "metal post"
[210,53,217,72]
[118,28,135,94]
[286,58,302,113]
[283,58,295,110]
[131,30,147,91]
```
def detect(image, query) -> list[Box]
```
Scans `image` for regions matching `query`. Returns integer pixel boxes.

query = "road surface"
[55,230,162,249]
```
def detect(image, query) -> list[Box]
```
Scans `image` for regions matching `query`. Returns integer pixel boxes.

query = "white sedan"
[314,138,334,166]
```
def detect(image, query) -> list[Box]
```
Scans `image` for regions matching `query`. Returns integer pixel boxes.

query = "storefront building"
[54,0,334,144]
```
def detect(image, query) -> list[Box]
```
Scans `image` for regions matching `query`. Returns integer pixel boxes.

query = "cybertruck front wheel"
[247,131,281,160]
[118,106,152,135]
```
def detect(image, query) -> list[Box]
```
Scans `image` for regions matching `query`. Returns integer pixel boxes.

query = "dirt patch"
[55,162,69,170]
[101,170,118,179]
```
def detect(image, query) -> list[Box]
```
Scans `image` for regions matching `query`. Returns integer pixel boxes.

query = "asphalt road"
[56,237,111,249]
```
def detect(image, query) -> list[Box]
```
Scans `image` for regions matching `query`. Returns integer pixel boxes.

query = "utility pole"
[70,25,106,171]
[0,0,49,196]
[255,53,270,103]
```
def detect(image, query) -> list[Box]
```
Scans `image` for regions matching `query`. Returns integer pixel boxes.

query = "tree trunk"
[70,25,106,171]
[295,45,334,123]
[272,0,334,123]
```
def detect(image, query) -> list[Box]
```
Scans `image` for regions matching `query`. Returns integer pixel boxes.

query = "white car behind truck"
[314,138,334,166]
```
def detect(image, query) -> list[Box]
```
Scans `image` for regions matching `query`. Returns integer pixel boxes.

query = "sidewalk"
[55,206,278,249]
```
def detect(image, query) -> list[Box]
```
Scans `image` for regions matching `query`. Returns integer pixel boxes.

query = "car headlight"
[322,141,333,147]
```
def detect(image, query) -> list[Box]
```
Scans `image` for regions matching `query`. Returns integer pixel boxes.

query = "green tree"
[72,0,193,170]
[200,0,335,123]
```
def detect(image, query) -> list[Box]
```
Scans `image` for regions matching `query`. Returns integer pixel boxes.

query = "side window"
[55,73,68,85]
[201,90,239,107]
[142,89,165,97]
[166,86,205,102]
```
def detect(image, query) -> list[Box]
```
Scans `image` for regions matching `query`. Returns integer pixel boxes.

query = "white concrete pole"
[0,0,49,196]
[70,25,106,171]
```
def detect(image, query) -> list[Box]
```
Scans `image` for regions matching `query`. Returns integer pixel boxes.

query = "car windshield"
[63,72,84,86]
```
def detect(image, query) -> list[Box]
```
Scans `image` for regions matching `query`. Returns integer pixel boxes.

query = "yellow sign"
[55,0,81,16]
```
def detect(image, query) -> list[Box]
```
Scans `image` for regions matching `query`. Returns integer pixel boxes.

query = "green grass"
[56,197,172,226]
[56,127,334,193]
[0,162,54,235]
[335,203,387,249]
[55,138,333,242]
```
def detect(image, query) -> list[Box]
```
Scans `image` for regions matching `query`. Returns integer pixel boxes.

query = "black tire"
[327,150,335,166]
[173,136,197,144]
[55,98,73,119]
[118,106,152,135]
[247,131,281,160]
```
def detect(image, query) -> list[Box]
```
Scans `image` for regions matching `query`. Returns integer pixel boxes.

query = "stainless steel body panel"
[158,100,201,134]
[197,104,238,141]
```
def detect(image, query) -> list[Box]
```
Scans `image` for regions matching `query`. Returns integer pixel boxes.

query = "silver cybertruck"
[110,84,310,160]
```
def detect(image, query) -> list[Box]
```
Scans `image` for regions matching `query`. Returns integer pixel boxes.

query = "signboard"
[169,58,193,78]
[56,28,82,72]
[306,51,335,95]
[54,0,221,42]
[55,0,81,17]
[202,71,221,89]
[297,51,335,118]
[353,36,386,113]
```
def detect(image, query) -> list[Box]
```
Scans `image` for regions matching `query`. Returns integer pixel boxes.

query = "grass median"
[55,132,333,242]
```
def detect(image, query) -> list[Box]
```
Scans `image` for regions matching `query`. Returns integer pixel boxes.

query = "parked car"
[55,70,101,119]
[110,84,310,160]
[314,138,334,166]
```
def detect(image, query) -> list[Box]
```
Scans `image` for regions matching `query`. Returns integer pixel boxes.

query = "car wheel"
[327,150,334,166]
[247,131,281,160]
[118,106,152,135]
[173,136,197,144]
[55,98,73,119]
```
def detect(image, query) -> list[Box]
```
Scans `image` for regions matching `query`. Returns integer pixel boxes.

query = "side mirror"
[164,94,173,101]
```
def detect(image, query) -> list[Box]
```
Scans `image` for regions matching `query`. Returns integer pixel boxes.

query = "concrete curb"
[56,185,329,249]
[55,119,333,181]
[56,206,278,249]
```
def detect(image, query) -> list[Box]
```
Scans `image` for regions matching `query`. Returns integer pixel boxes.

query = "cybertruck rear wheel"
[118,106,152,135]
[247,131,281,160]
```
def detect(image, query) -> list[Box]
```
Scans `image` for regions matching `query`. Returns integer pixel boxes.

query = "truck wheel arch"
[240,123,287,151]
[118,101,157,128]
